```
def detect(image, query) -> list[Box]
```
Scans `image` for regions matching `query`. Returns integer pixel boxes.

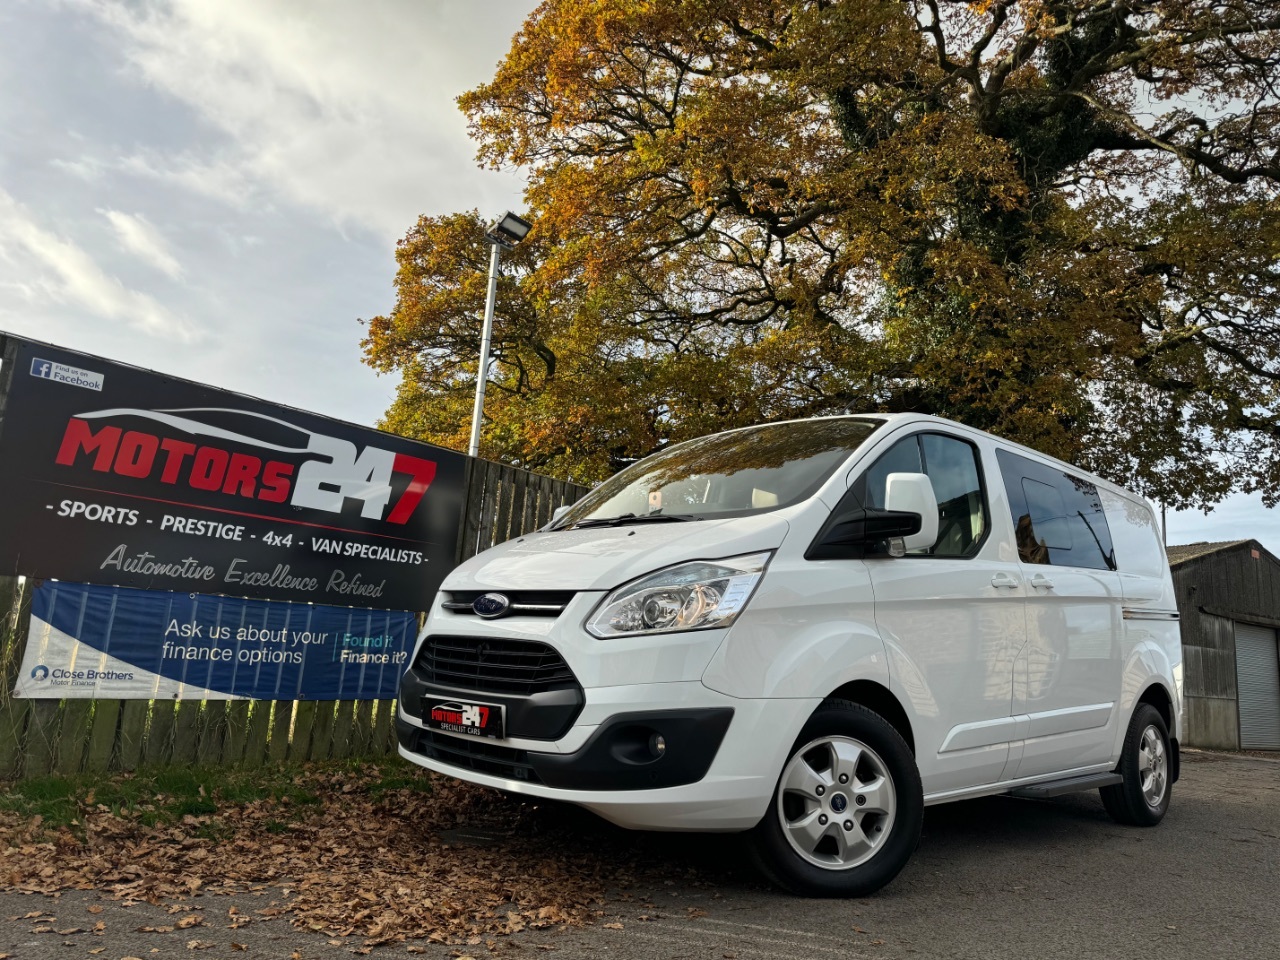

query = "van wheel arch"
[826,680,914,756]
[1136,682,1173,733]
[1134,681,1178,784]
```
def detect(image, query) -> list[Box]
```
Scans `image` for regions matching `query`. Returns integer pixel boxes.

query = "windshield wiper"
[571,513,701,529]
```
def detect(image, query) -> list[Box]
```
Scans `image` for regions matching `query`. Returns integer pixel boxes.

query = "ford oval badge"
[472,593,511,619]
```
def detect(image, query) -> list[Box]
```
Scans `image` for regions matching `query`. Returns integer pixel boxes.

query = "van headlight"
[585,552,772,638]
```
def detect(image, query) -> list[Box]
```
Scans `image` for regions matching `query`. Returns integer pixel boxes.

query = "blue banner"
[14,580,418,700]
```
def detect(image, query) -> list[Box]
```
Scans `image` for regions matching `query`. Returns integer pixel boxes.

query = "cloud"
[50,155,108,182]
[118,151,259,211]
[100,208,183,278]
[68,0,531,239]
[0,188,197,341]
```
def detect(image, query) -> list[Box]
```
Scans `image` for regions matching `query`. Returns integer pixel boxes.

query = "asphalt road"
[3,750,1278,960]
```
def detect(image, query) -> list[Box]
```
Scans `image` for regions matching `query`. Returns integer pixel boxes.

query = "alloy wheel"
[1139,724,1168,808]
[776,736,897,870]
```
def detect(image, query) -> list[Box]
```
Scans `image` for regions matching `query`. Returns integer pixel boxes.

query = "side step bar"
[1008,772,1123,799]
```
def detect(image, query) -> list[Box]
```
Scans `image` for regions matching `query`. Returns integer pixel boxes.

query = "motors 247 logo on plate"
[428,700,504,739]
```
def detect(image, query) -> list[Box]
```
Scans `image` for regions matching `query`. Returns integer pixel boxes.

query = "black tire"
[750,699,923,897]
[1100,703,1172,827]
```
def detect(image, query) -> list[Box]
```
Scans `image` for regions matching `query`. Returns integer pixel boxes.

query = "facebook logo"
[28,357,105,391]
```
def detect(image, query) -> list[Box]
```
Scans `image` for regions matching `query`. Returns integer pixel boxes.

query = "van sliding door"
[995,450,1124,781]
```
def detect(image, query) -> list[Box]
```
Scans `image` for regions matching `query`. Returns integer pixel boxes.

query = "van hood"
[444,513,791,592]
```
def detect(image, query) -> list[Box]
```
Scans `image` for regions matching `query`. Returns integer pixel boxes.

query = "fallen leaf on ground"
[0,763,718,946]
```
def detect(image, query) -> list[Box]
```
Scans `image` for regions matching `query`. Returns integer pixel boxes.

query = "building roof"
[1166,540,1254,565]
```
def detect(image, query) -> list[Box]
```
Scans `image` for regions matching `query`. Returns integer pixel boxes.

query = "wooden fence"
[0,461,588,780]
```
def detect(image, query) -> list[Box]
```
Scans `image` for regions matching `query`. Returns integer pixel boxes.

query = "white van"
[397,414,1181,896]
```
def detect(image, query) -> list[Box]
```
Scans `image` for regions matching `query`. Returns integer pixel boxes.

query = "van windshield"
[552,418,883,529]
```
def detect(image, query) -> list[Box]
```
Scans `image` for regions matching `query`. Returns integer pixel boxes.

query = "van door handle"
[1030,574,1055,589]
[990,573,1020,589]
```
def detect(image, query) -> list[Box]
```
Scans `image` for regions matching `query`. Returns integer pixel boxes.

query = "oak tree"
[363,0,1280,501]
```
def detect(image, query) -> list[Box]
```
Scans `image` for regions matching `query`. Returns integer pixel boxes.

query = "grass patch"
[174,796,219,818]
[367,771,428,796]
[0,757,430,834]
[0,775,80,825]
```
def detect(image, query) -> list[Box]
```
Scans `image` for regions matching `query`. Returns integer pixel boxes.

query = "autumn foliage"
[362,0,1280,502]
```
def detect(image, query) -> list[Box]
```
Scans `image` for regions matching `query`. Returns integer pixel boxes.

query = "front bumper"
[397,681,819,831]
[397,706,733,790]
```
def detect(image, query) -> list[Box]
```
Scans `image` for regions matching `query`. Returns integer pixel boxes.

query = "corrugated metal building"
[1168,539,1280,750]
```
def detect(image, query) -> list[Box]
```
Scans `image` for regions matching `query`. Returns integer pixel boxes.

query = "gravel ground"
[2,749,1277,960]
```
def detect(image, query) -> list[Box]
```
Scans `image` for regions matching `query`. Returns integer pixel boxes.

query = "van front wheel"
[751,700,922,897]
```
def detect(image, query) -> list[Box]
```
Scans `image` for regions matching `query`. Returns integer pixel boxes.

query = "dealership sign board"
[0,335,465,610]
[13,580,416,700]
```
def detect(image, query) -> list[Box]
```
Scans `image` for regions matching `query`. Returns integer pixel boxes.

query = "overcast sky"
[0,0,1273,552]
[0,0,531,418]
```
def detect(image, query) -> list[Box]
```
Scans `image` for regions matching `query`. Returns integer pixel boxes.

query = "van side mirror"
[884,472,939,552]
[805,507,923,560]
[551,505,572,523]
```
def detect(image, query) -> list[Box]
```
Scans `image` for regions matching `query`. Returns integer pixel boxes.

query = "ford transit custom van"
[397,414,1181,896]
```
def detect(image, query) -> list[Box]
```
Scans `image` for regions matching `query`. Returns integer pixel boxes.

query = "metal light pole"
[468,212,533,459]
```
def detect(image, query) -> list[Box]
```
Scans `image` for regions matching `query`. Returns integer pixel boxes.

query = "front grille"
[413,729,542,783]
[441,590,575,617]
[416,636,578,696]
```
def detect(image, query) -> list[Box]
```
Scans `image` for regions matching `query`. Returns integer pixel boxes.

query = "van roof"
[731,412,1146,505]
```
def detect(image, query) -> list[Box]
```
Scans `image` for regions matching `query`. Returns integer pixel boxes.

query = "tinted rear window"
[997,449,1116,571]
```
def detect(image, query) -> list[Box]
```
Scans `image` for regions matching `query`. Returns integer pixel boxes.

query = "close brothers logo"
[53,407,438,525]
[30,664,49,681]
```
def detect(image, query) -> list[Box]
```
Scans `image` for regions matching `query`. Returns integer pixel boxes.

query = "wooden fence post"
[84,701,121,773]
[0,577,36,779]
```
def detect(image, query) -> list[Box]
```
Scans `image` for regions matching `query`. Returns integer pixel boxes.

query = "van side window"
[920,434,988,558]
[853,433,988,558]
[1099,489,1163,577]
[997,450,1117,571]
[1021,478,1071,554]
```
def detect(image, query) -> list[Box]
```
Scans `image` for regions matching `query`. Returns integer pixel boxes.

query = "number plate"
[424,698,504,739]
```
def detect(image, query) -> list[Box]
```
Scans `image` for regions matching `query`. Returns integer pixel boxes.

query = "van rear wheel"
[1100,703,1171,827]
[751,700,922,897]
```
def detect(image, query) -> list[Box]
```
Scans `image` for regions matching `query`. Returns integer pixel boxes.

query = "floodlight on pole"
[468,211,533,459]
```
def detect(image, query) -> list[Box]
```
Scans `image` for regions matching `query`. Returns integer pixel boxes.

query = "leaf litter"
[0,762,712,946]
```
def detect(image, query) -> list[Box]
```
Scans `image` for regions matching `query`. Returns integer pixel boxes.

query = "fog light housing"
[649,733,666,758]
